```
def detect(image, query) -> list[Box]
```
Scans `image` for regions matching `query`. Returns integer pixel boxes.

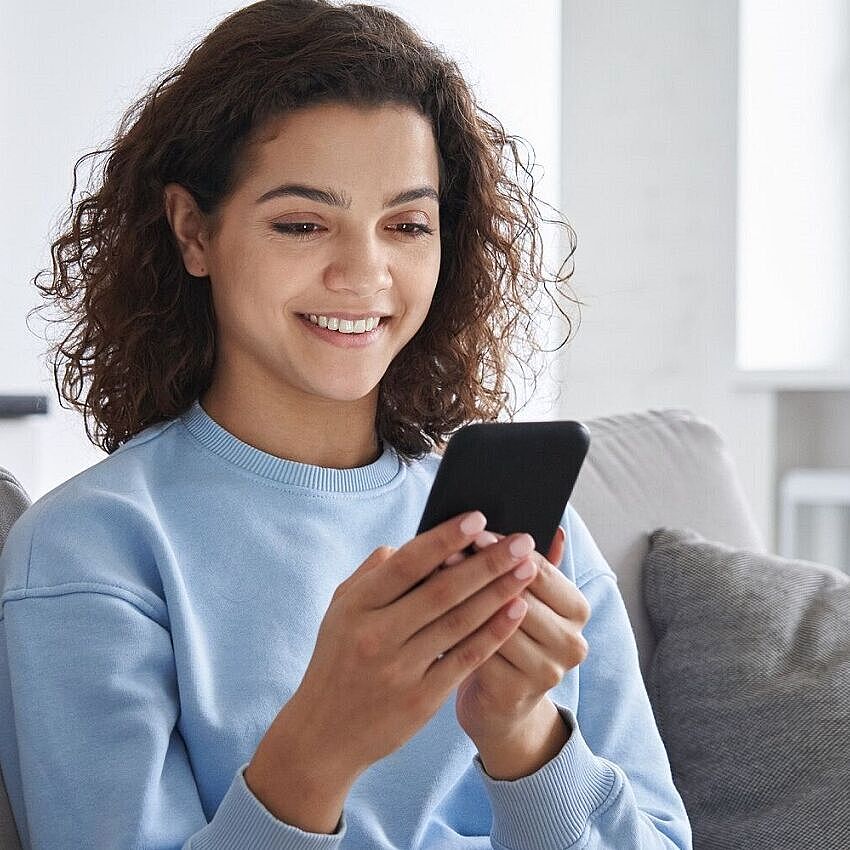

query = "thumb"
[546,525,566,567]
[334,545,396,599]
[355,545,396,579]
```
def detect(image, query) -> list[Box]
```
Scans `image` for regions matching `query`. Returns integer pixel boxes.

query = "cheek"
[208,274,278,346]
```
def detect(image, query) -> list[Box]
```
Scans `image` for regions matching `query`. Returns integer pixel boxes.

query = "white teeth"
[307,314,381,333]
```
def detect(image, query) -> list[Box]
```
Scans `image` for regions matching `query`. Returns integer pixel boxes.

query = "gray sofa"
[0,407,764,848]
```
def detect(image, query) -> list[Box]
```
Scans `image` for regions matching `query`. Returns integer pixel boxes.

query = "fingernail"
[445,551,465,566]
[509,534,535,558]
[506,598,527,620]
[460,511,487,535]
[512,560,535,580]
[474,531,499,547]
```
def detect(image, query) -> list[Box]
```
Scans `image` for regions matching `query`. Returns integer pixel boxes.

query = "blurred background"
[1,1,848,567]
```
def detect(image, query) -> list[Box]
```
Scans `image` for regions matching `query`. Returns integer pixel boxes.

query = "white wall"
[737,0,850,372]
[1,1,780,547]
[0,1,254,500]
[557,0,775,545]
[0,0,561,502]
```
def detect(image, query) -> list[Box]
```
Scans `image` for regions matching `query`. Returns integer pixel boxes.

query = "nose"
[323,233,393,299]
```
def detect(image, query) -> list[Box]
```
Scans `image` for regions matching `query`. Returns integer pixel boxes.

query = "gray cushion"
[643,526,850,850]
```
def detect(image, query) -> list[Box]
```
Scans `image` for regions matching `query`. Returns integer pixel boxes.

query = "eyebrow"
[254,183,439,209]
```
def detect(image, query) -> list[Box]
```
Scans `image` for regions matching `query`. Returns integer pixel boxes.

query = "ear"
[163,182,212,278]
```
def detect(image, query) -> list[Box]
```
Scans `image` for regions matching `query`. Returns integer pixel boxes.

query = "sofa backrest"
[0,468,29,850]
[570,408,765,678]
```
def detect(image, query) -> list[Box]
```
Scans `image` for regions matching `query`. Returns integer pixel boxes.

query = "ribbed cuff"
[473,705,620,850]
[187,763,347,849]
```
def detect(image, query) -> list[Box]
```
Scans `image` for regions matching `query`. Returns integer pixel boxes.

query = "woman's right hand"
[295,511,536,772]
[279,510,539,779]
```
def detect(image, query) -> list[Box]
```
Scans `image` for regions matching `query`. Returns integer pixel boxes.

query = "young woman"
[0,1,692,848]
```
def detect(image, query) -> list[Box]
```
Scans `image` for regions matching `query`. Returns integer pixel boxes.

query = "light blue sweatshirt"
[0,399,692,850]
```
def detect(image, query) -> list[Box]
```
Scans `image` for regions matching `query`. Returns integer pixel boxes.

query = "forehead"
[245,102,440,187]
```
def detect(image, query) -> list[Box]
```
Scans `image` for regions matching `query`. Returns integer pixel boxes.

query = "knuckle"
[379,657,406,690]
[556,623,573,646]
[353,626,383,660]
[569,632,589,664]
[543,663,563,690]
[332,581,355,608]
[456,639,486,669]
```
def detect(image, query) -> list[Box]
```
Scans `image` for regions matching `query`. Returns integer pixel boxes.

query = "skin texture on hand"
[474,695,571,780]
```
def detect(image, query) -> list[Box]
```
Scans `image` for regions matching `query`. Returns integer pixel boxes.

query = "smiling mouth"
[297,314,388,331]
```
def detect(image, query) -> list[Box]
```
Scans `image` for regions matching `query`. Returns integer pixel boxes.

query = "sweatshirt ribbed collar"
[180,398,402,493]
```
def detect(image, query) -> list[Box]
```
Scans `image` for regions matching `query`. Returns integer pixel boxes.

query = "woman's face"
[172,101,442,407]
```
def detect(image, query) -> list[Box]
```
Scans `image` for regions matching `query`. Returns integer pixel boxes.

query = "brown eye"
[393,223,434,238]
[272,223,323,239]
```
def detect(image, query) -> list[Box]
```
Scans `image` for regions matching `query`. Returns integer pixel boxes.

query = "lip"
[296,313,389,348]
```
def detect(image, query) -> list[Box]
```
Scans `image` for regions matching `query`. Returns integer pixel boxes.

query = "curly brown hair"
[28,0,581,465]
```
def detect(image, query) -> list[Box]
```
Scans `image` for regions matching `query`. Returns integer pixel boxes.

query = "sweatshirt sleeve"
[0,517,348,850]
[469,506,693,850]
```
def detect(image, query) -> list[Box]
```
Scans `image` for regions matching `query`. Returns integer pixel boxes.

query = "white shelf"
[733,369,850,391]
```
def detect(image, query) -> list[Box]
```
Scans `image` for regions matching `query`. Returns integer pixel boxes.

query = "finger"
[546,525,566,568]
[399,534,539,654]
[499,588,572,651]
[522,554,592,625]
[494,594,589,681]
[471,531,499,551]
[495,621,571,689]
[442,530,499,568]
[362,511,489,608]
[481,527,564,566]
[468,528,587,624]
[424,595,529,692]
[467,645,525,699]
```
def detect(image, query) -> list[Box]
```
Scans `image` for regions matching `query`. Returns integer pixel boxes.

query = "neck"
[198,383,382,470]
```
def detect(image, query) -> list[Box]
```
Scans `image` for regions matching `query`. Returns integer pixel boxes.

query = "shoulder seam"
[575,568,617,590]
[1,582,169,629]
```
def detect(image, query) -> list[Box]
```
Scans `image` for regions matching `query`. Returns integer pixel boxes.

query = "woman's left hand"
[452,525,592,748]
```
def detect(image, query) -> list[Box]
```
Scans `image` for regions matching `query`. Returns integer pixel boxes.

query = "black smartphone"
[416,420,590,558]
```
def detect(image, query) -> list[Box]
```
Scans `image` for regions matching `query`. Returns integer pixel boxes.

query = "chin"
[306,381,382,404]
